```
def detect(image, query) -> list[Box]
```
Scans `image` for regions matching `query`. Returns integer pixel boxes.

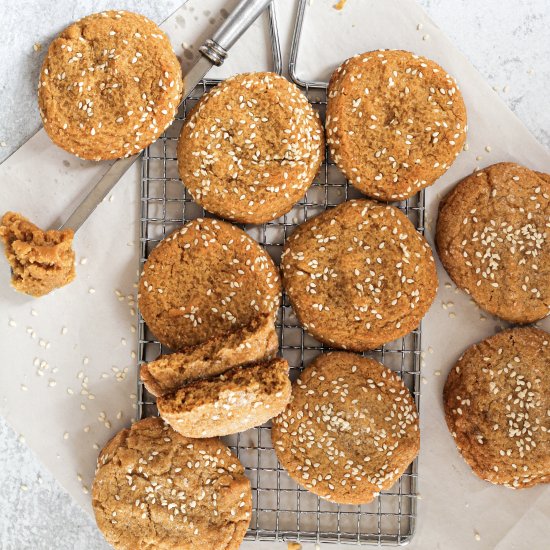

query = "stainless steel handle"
[200,0,274,65]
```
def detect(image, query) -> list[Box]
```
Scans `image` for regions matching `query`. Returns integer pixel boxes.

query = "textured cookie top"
[436,162,550,324]
[158,358,291,438]
[141,314,278,397]
[281,199,437,350]
[272,352,419,504]
[92,417,252,550]
[326,50,467,200]
[177,72,324,223]
[443,328,550,489]
[38,10,183,160]
[138,218,281,350]
[0,212,75,297]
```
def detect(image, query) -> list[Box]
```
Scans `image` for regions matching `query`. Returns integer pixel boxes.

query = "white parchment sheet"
[0,1,548,548]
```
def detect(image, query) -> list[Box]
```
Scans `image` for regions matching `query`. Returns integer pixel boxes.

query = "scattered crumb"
[20,384,28,391]
[18,434,26,444]
[131,325,136,333]
[77,473,83,482]
[463,143,469,151]
[480,315,487,322]
[485,145,492,153]
[428,346,434,354]
[82,485,89,494]
[476,155,483,161]
[20,484,28,492]
[474,532,481,541]
[449,312,456,319]
[0,141,7,147]
[93,443,99,450]
[109,195,114,202]
[288,543,302,550]
[63,432,69,440]
[8,319,16,327]
[88,288,96,294]
[48,379,57,387]
[434,370,441,376]
[83,356,89,365]
[422,377,428,385]
[33,43,42,52]
[121,338,127,346]
[80,257,88,265]
[61,326,68,335]
[31,309,38,317]
[502,85,509,93]
[131,351,137,359]
[417,23,423,31]
[422,34,430,41]
[333,0,347,10]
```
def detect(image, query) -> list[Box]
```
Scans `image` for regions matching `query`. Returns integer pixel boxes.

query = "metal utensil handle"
[200,0,274,65]
[59,155,137,231]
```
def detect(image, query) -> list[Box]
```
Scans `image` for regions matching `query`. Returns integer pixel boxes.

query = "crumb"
[31,308,38,316]
[21,384,28,391]
[80,257,88,265]
[0,212,75,297]
[463,143,469,151]
[422,377,427,385]
[287,543,302,550]
[474,532,481,541]
[63,432,69,440]
[61,326,68,335]
[434,370,441,376]
[422,34,430,41]
[485,145,492,153]
[0,141,6,147]
[333,0,347,9]
[417,23,423,30]
[8,319,16,327]
[33,43,42,52]
[449,312,456,319]
[89,288,95,294]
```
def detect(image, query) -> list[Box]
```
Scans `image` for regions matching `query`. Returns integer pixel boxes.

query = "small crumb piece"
[61,326,68,335]
[434,370,441,376]
[288,543,302,550]
[21,384,28,391]
[121,338,127,346]
[31,309,38,316]
[33,43,42,52]
[485,145,492,153]
[109,195,114,202]
[0,141,6,147]
[0,212,76,297]
[8,319,16,327]
[474,532,481,541]
[421,377,427,385]
[422,34,430,41]
[63,432,69,440]
[89,288,96,294]
[80,257,88,265]
[449,312,456,319]
[20,484,28,492]
[417,23,423,30]
[83,356,89,365]
[333,0,347,10]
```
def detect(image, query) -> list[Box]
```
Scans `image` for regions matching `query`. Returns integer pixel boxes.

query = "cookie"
[272,352,419,504]
[177,72,324,224]
[38,10,183,161]
[138,218,281,350]
[157,358,291,438]
[141,314,279,397]
[92,417,251,550]
[0,212,75,297]
[443,328,550,489]
[326,50,467,201]
[281,199,437,350]
[436,162,550,324]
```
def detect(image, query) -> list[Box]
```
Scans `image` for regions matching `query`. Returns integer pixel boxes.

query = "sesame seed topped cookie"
[436,162,550,324]
[272,352,419,504]
[177,72,324,224]
[157,357,291,438]
[38,10,183,160]
[92,417,252,550]
[443,328,550,489]
[281,199,438,351]
[138,218,281,351]
[326,50,467,201]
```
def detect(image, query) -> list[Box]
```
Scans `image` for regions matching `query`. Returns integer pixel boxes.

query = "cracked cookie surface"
[38,10,183,160]
[326,49,466,201]
[272,352,419,504]
[436,162,550,323]
[443,327,550,489]
[138,218,281,350]
[92,417,252,549]
[177,72,324,224]
[281,199,437,350]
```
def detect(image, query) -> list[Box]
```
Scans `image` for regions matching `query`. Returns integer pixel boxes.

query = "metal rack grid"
[138,0,422,545]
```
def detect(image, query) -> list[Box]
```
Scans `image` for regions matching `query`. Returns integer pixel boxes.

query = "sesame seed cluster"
[281,199,438,351]
[0,211,75,296]
[92,417,252,550]
[38,10,183,160]
[272,352,420,504]
[137,218,281,351]
[157,358,291,438]
[141,314,278,397]
[326,50,467,201]
[443,328,550,489]
[177,72,324,224]
[436,162,550,324]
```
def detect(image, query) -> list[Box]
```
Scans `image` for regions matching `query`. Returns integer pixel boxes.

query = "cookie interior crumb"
[0,211,76,297]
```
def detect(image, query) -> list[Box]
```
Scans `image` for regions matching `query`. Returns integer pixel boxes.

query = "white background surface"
[0,1,549,549]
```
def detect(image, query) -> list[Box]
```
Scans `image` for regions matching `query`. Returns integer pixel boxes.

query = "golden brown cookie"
[141,314,279,397]
[138,218,281,350]
[281,199,437,350]
[92,417,252,550]
[157,358,291,438]
[272,352,419,504]
[436,162,550,324]
[0,212,75,297]
[38,10,183,160]
[326,50,467,200]
[177,72,324,224]
[443,328,550,489]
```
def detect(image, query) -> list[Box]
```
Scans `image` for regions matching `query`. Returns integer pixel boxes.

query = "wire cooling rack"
[138,0,422,545]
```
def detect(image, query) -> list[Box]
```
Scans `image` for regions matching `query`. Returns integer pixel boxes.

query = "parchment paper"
[0,1,548,549]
